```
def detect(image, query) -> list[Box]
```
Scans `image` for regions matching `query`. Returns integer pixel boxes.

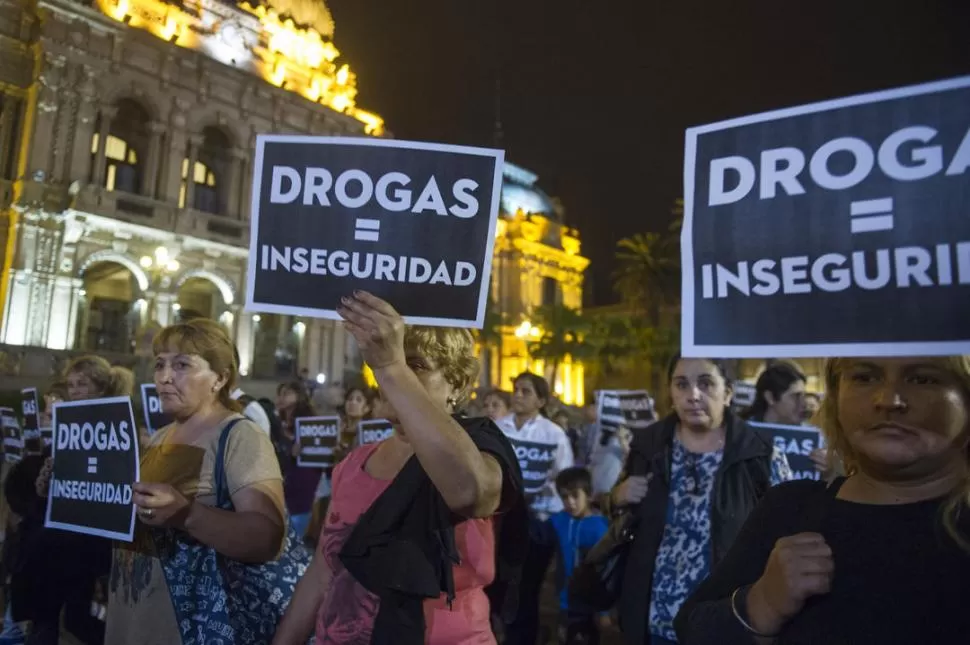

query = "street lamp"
[137,246,180,325]
[514,320,543,339]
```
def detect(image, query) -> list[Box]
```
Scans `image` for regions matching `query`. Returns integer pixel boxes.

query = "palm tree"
[612,232,679,324]
[527,304,590,388]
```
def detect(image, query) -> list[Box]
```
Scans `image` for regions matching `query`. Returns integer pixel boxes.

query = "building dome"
[501,161,559,221]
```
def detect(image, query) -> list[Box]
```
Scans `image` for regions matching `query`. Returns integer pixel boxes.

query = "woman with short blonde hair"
[274,291,525,645]
[676,355,970,644]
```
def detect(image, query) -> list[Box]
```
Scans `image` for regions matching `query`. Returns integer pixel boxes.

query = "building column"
[305,319,323,378]
[0,271,29,345]
[64,278,83,349]
[0,97,16,179]
[236,149,251,222]
[143,122,166,199]
[154,292,177,327]
[182,134,203,210]
[68,66,98,185]
[45,275,78,349]
[161,129,186,204]
[90,105,117,188]
[235,312,255,376]
[227,147,246,218]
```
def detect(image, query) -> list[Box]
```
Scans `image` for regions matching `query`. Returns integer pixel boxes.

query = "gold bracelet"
[730,587,780,638]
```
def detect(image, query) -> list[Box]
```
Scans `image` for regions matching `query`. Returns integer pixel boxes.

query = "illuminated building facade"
[488,162,589,405]
[0,0,382,383]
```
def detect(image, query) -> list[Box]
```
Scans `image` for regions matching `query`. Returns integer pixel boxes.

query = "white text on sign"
[56,422,133,452]
[707,125,970,206]
[269,167,481,217]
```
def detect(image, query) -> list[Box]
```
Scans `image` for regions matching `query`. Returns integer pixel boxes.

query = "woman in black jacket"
[607,355,791,645]
[674,356,970,645]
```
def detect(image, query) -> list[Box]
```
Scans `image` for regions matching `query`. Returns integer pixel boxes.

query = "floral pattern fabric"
[648,438,791,641]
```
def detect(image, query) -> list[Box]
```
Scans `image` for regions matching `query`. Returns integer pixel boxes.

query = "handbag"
[154,418,313,645]
[567,510,637,612]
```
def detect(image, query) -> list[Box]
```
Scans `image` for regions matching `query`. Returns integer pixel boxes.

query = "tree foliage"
[527,304,591,387]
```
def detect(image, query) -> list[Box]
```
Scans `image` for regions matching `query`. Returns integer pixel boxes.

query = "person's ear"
[764,391,777,407]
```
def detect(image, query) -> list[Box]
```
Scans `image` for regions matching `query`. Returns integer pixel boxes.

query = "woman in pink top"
[273,292,525,645]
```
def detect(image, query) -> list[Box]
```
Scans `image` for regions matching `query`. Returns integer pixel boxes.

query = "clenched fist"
[746,533,835,635]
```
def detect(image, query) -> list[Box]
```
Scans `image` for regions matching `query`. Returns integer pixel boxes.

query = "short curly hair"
[404,326,479,406]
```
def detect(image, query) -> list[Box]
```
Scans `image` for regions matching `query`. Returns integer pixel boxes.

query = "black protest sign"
[296,415,339,468]
[750,421,824,481]
[140,383,172,435]
[46,397,140,542]
[21,388,42,456]
[683,76,970,358]
[246,136,505,328]
[506,438,557,497]
[1,408,22,463]
[596,390,656,446]
[358,419,394,446]
[732,381,757,410]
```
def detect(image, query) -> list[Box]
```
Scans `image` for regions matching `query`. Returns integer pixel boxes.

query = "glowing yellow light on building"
[166,260,179,272]
[353,109,384,136]
[330,92,351,113]
[272,60,286,86]
[335,64,349,86]
[94,0,382,135]
[154,246,169,264]
[139,256,152,269]
[161,14,177,41]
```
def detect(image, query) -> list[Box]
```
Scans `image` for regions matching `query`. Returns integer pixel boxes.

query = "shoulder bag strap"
[214,417,246,509]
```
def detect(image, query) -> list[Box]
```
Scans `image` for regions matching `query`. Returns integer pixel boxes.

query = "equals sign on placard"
[354,218,380,242]
[850,198,894,234]
[87,457,98,474]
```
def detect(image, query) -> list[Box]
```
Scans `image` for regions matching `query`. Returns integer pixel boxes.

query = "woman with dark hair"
[675,356,970,644]
[742,363,807,426]
[483,389,512,422]
[498,371,575,645]
[599,355,791,645]
[307,385,375,544]
[276,380,324,539]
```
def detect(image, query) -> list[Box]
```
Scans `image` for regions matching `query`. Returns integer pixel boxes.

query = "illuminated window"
[181,126,231,215]
[91,99,149,195]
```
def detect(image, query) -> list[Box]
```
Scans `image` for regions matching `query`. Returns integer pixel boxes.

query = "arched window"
[180,127,231,214]
[91,99,150,194]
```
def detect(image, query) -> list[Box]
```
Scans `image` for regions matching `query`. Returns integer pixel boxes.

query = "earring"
[446,397,456,408]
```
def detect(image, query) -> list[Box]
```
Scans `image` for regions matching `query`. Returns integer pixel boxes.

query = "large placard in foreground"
[683,76,970,357]
[247,136,504,328]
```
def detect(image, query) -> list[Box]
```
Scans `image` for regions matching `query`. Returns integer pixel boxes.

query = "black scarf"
[339,415,528,644]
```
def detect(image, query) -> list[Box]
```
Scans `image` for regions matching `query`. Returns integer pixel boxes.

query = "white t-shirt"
[496,413,574,517]
[230,388,272,436]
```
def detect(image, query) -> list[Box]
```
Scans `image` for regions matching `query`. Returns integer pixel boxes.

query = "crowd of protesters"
[0,298,967,645]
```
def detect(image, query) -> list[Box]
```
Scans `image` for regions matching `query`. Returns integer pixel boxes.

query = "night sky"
[327,0,970,306]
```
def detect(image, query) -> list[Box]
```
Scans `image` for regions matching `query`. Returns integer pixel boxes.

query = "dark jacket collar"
[644,408,773,470]
[339,416,526,645]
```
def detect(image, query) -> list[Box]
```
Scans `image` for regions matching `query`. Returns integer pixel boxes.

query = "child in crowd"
[548,467,610,645]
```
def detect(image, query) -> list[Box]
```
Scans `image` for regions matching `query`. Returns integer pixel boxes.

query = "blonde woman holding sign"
[676,356,970,644]
[274,291,525,645]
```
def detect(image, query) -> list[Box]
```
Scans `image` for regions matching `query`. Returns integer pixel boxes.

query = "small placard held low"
[358,419,394,447]
[296,415,340,469]
[46,397,141,542]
